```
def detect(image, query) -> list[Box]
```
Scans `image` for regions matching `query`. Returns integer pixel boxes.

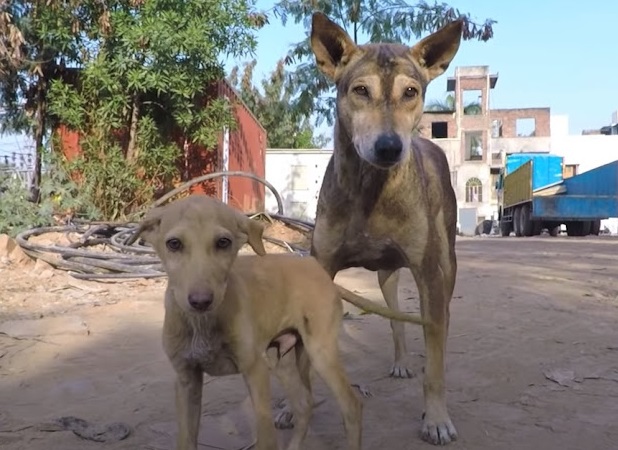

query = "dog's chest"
[182,331,239,376]
[335,230,407,272]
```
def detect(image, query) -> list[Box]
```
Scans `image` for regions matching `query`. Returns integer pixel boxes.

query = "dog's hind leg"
[411,260,457,446]
[174,366,203,450]
[378,269,414,378]
[302,330,362,450]
[244,360,280,450]
[272,346,313,450]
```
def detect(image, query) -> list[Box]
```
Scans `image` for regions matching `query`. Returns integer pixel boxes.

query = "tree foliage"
[272,0,496,125]
[0,0,264,218]
[228,59,328,149]
[0,152,98,237]
[426,93,481,115]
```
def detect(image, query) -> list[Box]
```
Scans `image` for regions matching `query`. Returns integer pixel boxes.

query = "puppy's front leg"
[175,366,204,450]
[244,360,279,450]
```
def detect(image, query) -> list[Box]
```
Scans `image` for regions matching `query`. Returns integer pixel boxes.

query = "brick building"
[418,65,553,233]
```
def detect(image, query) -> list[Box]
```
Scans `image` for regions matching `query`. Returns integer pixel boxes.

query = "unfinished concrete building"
[418,65,553,233]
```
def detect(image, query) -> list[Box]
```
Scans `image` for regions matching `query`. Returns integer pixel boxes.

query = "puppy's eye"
[404,87,418,99]
[353,85,369,97]
[166,238,183,252]
[216,237,232,249]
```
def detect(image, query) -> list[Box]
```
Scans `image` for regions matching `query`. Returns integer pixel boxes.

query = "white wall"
[265,149,332,221]
[551,134,618,174]
[551,132,618,233]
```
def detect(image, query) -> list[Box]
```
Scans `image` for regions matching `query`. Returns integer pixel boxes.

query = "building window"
[516,118,536,137]
[290,165,309,190]
[464,131,483,161]
[431,121,448,138]
[465,178,483,203]
[462,89,482,115]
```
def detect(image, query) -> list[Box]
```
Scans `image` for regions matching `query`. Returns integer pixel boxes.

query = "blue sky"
[224,0,617,140]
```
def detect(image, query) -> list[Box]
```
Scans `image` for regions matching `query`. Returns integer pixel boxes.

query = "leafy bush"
[0,154,99,237]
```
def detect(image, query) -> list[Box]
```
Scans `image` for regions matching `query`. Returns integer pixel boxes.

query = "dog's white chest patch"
[183,329,238,376]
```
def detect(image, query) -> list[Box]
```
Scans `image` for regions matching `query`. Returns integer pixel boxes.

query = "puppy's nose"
[374,133,403,164]
[188,290,214,312]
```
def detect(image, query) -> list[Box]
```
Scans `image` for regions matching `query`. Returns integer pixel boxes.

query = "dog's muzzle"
[373,133,403,168]
[188,290,214,312]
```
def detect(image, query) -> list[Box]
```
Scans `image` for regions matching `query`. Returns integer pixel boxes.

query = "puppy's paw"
[420,412,457,445]
[274,409,295,430]
[389,355,416,378]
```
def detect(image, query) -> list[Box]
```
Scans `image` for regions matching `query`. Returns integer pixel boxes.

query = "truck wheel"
[581,221,592,236]
[520,204,533,237]
[591,220,601,236]
[567,222,583,236]
[500,219,511,237]
[513,207,522,237]
[548,224,560,237]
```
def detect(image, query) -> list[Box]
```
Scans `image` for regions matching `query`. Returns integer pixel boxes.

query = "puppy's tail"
[337,285,427,326]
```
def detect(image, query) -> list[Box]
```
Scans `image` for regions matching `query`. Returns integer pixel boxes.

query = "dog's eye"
[216,237,232,249]
[166,238,183,252]
[353,85,369,97]
[404,87,418,99]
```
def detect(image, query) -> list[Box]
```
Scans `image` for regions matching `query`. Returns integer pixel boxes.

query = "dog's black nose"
[188,290,214,311]
[374,133,403,164]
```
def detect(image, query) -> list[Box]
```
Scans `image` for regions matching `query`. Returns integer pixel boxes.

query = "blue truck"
[496,153,618,237]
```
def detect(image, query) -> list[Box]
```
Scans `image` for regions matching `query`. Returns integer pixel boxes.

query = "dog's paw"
[389,355,416,378]
[274,409,295,430]
[389,363,415,378]
[351,384,373,398]
[420,412,457,445]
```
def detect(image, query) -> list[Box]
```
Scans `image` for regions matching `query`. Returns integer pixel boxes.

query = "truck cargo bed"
[531,160,618,220]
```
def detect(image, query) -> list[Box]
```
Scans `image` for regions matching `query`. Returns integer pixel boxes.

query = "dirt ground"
[1,234,618,450]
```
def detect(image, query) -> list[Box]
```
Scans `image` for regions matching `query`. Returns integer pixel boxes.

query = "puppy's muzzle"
[188,290,214,312]
[373,133,403,167]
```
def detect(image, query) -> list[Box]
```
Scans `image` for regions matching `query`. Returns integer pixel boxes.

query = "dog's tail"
[337,285,427,326]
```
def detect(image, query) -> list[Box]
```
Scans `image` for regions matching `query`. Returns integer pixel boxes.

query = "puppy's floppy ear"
[410,19,463,82]
[126,207,163,246]
[311,12,358,81]
[238,215,266,256]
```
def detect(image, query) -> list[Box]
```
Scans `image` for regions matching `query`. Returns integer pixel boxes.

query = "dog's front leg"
[244,360,279,450]
[378,269,414,378]
[175,366,204,450]
[412,264,457,446]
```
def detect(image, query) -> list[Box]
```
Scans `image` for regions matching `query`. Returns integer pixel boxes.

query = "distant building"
[417,65,557,234]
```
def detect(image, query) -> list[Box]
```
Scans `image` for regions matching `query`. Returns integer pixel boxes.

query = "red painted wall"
[54,79,266,214]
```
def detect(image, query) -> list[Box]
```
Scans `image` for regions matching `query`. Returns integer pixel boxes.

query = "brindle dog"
[308,12,463,445]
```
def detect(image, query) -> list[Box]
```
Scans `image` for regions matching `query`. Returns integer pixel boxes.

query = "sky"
[223,0,618,142]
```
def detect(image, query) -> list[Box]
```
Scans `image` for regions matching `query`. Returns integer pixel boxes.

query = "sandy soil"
[1,234,618,450]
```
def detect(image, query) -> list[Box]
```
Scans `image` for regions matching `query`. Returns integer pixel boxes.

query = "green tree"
[229,59,328,148]
[426,93,482,115]
[0,0,91,199]
[272,0,496,125]
[1,0,265,219]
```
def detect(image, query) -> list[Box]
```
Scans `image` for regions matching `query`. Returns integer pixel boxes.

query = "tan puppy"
[129,194,362,450]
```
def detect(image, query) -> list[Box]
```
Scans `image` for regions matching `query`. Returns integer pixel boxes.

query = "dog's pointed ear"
[311,12,357,80]
[126,207,163,246]
[410,19,463,82]
[238,216,267,256]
